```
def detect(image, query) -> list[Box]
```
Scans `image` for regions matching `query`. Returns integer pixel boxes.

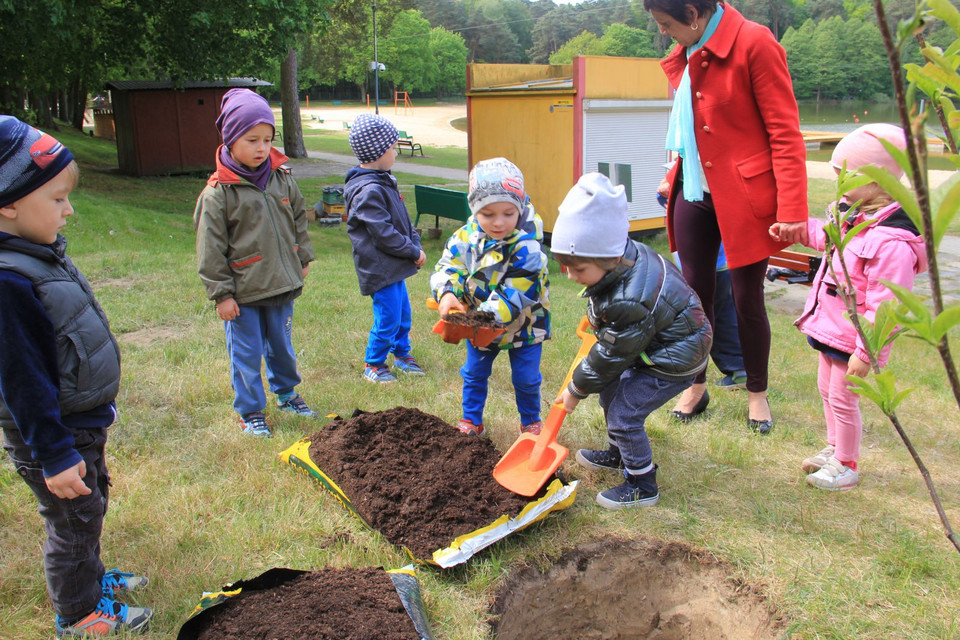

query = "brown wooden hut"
[105,78,271,176]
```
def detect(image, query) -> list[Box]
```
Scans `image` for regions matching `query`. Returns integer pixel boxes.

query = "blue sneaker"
[101,569,148,596]
[239,412,272,437]
[55,596,152,636]
[394,355,425,376]
[277,394,318,418]
[363,364,397,384]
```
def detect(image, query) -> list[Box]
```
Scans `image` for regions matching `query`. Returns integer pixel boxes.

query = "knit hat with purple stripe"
[0,116,75,208]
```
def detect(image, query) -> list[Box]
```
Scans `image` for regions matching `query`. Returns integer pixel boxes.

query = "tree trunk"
[70,79,87,131]
[280,47,307,158]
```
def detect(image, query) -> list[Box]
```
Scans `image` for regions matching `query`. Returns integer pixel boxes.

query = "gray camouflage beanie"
[467,157,525,215]
[0,116,75,208]
[552,172,629,258]
[349,114,399,163]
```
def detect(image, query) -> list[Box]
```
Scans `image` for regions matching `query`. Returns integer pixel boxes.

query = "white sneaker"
[801,445,836,473]
[806,457,860,491]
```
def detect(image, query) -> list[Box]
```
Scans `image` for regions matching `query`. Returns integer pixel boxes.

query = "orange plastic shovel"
[493,317,597,496]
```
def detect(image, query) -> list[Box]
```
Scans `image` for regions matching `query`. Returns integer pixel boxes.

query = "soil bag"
[177,565,434,640]
[279,407,577,568]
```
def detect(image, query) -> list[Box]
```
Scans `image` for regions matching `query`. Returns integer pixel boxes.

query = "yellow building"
[467,56,673,234]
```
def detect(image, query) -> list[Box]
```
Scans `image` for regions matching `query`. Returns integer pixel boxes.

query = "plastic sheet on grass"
[279,437,577,568]
[176,565,434,640]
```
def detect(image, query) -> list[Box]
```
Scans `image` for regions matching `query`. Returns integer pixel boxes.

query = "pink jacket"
[795,201,928,368]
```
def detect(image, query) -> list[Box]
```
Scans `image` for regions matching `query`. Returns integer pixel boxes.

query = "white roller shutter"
[582,99,672,222]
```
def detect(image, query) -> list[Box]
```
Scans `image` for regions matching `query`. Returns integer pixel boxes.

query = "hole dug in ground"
[492,536,783,640]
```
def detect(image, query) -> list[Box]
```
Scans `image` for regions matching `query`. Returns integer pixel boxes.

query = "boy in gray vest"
[0,116,152,636]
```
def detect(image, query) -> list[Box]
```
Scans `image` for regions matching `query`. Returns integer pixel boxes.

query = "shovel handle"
[529,405,566,471]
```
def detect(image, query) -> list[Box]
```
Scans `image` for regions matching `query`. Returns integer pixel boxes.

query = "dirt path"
[300,103,467,148]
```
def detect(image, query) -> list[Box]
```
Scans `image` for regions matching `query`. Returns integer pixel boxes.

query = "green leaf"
[931,305,960,341]
[859,165,924,231]
[927,0,960,37]
[840,218,876,252]
[933,176,960,247]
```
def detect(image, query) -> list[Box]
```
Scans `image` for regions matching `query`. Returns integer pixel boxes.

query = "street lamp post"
[373,1,379,114]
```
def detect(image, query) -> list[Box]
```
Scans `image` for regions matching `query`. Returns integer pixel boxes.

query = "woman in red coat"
[646,0,808,433]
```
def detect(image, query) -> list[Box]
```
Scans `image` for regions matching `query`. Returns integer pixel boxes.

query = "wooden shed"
[105,78,272,176]
[467,57,672,234]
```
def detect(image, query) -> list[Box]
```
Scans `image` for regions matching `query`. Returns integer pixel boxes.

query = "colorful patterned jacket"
[430,202,550,350]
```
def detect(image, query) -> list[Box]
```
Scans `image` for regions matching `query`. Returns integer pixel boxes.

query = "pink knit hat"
[830,123,908,179]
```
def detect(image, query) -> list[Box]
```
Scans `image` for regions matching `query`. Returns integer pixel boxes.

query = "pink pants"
[817,353,862,462]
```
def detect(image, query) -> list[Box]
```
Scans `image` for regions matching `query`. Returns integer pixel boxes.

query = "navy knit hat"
[349,114,399,163]
[0,116,75,208]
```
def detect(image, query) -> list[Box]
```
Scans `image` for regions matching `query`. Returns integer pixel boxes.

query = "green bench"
[413,185,471,229]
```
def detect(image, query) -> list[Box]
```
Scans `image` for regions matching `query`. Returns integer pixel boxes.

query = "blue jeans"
[598,368,692,474]
[461,342,543,426]
[365,280,413,365]
[711,269,746,378]
[224,301,301,415]
[3,426,109,621]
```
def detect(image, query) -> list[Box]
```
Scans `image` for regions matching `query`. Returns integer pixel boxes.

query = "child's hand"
[415,250,427,267]
[216,298,240,321]
[847,354,871,378]
[438,292,465,316]
[302,263,311,279]
[556,389,580,413]
[768,221,809,245]
[45,461,91,499]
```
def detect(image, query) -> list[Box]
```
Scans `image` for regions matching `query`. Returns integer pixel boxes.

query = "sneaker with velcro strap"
[277,394,319,418]
[55,596,152,636]
[101,569,148,596]
[363,364,398,384]
[239,411,272,437]
[394,355,426,376]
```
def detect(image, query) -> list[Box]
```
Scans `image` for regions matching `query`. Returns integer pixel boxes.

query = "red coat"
[661,4,808,269]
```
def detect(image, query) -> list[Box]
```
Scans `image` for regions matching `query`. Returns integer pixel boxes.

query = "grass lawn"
[1,127,958,639]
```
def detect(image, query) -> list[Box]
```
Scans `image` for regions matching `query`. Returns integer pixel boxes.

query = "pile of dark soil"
[193,569,420,640]
[491,536,783,640]
[307,407,537,559]
[441,310,502,327]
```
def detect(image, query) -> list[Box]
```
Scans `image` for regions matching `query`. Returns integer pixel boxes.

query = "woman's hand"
[768,221,809,245]
[216,298,240,321]
[438,292,465,317]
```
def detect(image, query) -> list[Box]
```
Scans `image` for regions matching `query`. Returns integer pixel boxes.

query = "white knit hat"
[830,123,908,179]
[552,173,629,258]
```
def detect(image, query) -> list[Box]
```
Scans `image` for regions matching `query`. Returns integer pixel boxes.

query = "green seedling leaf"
[933,177,960,246]
[927,0,960,37]
[931,305,960,341]
[860,165,924,231]
[841,218,876,251]
[848,371,915,414]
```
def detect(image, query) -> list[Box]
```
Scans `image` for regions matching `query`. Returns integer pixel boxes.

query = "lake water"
[798,100,901,132]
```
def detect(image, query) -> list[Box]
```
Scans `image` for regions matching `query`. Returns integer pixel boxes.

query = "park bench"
[414,185,470,230]
[767,249,822,285]
[397,130,423,156]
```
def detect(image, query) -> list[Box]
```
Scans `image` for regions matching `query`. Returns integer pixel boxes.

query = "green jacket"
[194,148,314,305]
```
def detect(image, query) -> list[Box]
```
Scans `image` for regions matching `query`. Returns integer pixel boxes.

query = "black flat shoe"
[748,418,774,435]
[672,390,709,423]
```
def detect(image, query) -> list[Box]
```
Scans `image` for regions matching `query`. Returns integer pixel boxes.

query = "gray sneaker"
[801,445,836,473]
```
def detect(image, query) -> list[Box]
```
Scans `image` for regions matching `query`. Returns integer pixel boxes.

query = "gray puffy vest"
[0,236,120,427]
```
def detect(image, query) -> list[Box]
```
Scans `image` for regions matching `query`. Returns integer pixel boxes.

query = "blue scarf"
[665,4,724,202]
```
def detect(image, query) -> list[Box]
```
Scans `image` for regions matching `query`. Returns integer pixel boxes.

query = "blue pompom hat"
[0,116,75,208]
